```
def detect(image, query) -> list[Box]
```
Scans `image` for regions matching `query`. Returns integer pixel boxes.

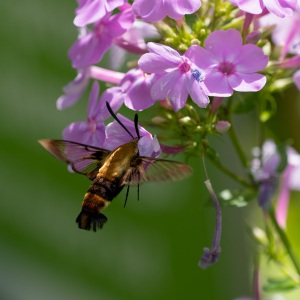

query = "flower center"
[218,61,235,76]
[95,22,105,37]
[179,60,191,73]
[89,118,97,133]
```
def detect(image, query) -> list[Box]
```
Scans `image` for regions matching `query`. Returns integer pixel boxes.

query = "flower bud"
[246,30,261,44]
[215,121,231,133]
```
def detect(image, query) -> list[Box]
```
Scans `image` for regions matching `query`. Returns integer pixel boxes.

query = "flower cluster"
[51,0,300,297]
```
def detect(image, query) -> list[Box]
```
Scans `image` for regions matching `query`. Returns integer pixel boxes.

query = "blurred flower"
[69,8,134,68]
[251,140,281,209]
[230,0,297,18]
[132,0,201,22]
[276,147,300,228]
[293,69,300,90]
[138,42,209,111]
[110,19,159,70]
[104,114,161,157]
[74,0,127,27]
[258,7,300,58]
[63,82,123,147]
[252,140,300,225]
[194,29,268,97]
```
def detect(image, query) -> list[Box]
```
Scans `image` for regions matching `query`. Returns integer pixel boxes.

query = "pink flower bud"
[215,121,231,133]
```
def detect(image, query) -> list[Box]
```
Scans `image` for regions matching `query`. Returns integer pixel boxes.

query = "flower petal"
[293,69,300,90]
[228,72,266,92]
[125,76,155,110]
[235,44,269,73]
[139,43,181,73]
[201,72,233,97]
[229,0,263,14]
[63,121,106,147]
[97,86,124,121]
[87,81,100,117]
[151,70,188,111]
[185,45,218,70]
[164,0,202,20]
[74,0,106,27]
[104,114,152,150]
[139,53,177,73]
[56,69,90,110]
[204,29,243,62]
[132,0,166,22]
[138,135,161,158]
[185,73,209,108]
[166,74,189,111]
[264,0,296,18]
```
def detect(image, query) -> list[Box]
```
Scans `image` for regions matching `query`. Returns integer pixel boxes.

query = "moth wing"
[124,157,192,185]
[39,139,110,180]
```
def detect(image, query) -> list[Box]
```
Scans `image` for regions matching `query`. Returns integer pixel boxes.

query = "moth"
[39,103,192,232]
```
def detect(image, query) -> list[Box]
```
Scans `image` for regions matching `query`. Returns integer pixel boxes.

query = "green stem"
[226,98,255,184]
[269,209,300,276]
[228,117,249,169]
[207,155,253,189]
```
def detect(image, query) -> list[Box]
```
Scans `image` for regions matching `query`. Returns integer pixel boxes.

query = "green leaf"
[259,95,277,122]
[263,277,298,292]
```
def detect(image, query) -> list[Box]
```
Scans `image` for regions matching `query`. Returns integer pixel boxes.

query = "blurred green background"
[1,1,300,299]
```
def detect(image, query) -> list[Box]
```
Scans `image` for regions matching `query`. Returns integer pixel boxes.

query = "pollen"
[192,69,205,82]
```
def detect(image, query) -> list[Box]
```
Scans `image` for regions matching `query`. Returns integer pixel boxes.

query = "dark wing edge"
[124,157,192,186]
[38,139,110,179]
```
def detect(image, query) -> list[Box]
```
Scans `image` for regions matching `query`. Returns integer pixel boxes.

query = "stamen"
[192,69,205,82]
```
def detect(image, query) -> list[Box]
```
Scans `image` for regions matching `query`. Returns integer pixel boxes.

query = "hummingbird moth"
[39,102,192,232]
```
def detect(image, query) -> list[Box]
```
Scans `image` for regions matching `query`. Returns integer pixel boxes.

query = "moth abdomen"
[77,177,125,231]
[75,208,107,232]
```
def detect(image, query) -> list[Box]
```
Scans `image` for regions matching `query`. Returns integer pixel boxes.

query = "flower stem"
[268,208,300,276]
[228,118,249,169]
[207,154,253,189]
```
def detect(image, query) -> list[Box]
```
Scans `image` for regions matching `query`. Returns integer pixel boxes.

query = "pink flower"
[251,140,281,209]
[132,0,201,22]
[56,66,125,110]
[63,82,123,147]
[194,29,268,97]
[230,0,297,18]
[276,147,300,228]
[57,68,90,110]
[74,0,127,27]
[258,9,300,58]
[293,69,300,90]
[104,114,161,157]
[138,42,209,111]
[120,68,155,111]
[110,20,159,69]
[69,8,134,68]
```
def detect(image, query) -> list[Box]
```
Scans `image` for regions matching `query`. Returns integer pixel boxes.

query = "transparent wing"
[124,157,192,186]
[39,139,110,179]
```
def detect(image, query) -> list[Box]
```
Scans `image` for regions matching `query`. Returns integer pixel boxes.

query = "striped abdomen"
[75,177,124,232]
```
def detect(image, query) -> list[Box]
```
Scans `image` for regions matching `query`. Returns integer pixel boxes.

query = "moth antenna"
[106,102,134,139]
[124,184,130,208]
[134,113,140,140]
[137,172,140,201]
